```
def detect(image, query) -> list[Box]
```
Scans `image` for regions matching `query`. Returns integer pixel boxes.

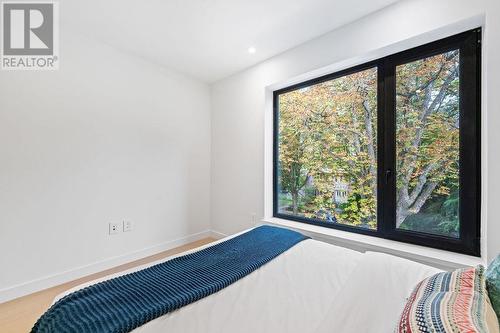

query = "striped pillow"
[419,266,485,293]
[486,255,500,320]
[397,266,500,333]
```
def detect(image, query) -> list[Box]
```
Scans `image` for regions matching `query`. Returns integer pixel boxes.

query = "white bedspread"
[55,230,441,333]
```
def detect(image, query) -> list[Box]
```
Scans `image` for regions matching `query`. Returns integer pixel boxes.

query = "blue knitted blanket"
[32,225,308,333]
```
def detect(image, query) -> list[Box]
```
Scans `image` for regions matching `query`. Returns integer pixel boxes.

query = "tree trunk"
[291,191,299,215]
[396,182,438,228]
[362,100,377,198]
[395,66,458,228]
[396,205,409,228]
[402,68,458,186]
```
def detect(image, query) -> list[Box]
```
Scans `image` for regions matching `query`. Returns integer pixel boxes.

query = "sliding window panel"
[385,29,481,255]
[275,66,378,231]
[395,50,461,238]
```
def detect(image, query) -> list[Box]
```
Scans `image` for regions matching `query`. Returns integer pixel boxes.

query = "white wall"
[485,0,500,262]
[0,29,211,300]
[211,0,499,262]
[1,0,497,303]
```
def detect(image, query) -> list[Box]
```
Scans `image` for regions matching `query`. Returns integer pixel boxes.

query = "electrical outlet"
[251,213,257,225]
[109,222,120,235]
[123,220,133,232]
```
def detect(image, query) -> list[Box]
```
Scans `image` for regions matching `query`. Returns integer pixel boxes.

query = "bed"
[41,225,443,333]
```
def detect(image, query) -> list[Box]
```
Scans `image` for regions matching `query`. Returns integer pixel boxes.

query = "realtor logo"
[1,1,59,70]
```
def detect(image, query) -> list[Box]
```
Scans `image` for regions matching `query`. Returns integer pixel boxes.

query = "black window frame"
[273,28,481,256]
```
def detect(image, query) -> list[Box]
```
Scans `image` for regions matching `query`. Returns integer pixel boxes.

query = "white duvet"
[55,229,441,333]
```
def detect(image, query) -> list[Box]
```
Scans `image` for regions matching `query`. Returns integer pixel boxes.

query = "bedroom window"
[395,50,460,237]
[273,29,481,256]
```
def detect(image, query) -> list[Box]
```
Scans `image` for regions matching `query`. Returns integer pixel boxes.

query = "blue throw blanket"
[32,225,308,333]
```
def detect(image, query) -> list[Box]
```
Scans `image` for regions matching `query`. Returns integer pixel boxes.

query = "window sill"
[263,217,484,270]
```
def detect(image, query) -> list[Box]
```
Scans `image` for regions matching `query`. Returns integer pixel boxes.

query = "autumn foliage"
[277,50,459,236]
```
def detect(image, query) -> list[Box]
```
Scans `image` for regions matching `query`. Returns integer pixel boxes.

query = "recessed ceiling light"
[248,47,256,54]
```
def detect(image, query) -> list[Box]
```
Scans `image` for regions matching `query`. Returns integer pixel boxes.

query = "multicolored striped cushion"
[397,266,500,333]
[486,255,500,320]
[418,266,485,294]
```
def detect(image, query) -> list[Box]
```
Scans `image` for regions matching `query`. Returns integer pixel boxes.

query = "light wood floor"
[0,237,216,333]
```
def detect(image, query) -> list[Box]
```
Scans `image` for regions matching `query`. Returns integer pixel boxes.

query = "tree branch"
[362,100,377,197]
[409,182,438,214]
[403,66,458,184]
[408,163,437,205]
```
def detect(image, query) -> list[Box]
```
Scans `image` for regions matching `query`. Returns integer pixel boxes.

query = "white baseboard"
[209,230,228,239]
[0,230,218,304]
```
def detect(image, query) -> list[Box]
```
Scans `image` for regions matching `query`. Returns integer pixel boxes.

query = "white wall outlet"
[251,213,257,225]
[109,222,120,235]
[123,220,133,232]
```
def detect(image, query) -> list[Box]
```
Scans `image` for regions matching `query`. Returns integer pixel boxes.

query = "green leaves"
[277,67,378,229]
[396,50,460,234]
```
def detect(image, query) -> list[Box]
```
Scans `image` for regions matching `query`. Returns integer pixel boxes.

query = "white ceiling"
[63,0,399,83]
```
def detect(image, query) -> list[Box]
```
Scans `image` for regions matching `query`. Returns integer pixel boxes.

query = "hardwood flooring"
[0,237,216,333]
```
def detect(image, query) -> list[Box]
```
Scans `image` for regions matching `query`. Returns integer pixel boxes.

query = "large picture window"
[273,29,481,256]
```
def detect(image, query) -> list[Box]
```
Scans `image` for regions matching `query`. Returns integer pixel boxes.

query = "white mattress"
[55,228,441,333]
